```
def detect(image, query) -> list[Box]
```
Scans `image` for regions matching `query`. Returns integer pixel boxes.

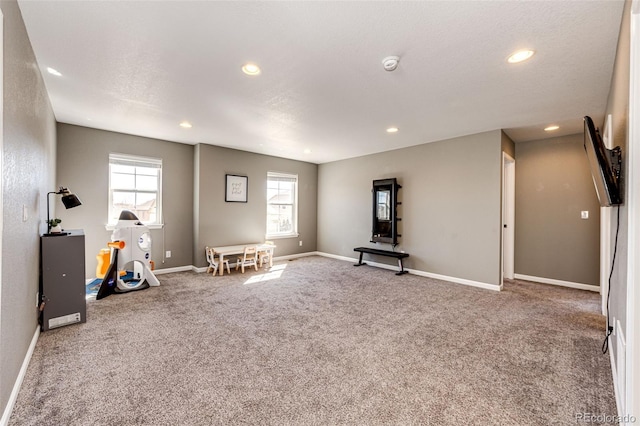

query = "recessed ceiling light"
[382,56,400,72]
[47,67,62,76]
[544,125,560,131]
[386,127,399,133]
[242,63,261,76]
[303,149,312,154]
[507,50,535,64]
[179,121,192,129]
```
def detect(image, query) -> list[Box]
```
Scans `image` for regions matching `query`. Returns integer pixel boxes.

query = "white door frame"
[0,9,4,366]
[502,152,516,284]
[626,0,640,421]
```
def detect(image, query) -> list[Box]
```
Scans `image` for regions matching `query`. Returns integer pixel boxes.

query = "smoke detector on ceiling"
[382,56,400,72]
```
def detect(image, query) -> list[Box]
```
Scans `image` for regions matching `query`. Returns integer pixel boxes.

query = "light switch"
[581,211,589,219]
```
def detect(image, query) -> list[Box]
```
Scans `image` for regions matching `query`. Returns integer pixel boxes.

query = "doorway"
[502,152,516,286]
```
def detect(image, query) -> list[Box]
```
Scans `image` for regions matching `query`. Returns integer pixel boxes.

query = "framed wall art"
[225,174,248,203]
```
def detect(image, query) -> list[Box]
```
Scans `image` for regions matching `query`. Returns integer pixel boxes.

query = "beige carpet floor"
[9,256,616,425]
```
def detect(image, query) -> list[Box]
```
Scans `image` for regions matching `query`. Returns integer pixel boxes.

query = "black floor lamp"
[46,187,82,234]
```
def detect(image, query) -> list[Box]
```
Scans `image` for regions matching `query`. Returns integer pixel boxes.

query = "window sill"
[265,233,299,240]
[105,224,164,231]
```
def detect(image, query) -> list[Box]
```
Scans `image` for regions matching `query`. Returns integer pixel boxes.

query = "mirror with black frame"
[371,178,401,245]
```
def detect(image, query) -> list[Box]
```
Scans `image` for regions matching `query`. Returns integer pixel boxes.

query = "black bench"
[353,247,409,275]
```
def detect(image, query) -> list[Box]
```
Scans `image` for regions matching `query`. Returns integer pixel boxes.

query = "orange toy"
[95,248,111,279]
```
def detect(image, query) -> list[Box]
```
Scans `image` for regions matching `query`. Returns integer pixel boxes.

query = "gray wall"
[514,134,601,285]
[0,0,57,418]
[56,124,319,276]
[604,0,631,360]
[56,124,195,277]
[318,130,504,287]
[193,143,318,267]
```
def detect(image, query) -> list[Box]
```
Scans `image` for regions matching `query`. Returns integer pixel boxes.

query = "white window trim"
[108,153,163,227]
[266,232,300,240]
[105,223,164,232]
[266,171,299,239]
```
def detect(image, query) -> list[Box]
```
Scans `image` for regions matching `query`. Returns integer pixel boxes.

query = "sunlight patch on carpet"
[244,263,287,285]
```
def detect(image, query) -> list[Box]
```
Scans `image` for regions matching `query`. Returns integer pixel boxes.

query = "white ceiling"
[18,0,625,164]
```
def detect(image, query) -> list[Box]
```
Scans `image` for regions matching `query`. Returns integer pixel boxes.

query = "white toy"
[97,210,159,300]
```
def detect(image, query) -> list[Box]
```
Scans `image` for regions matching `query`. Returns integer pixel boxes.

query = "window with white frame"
[108,153,162,226]
[266,172,298,238]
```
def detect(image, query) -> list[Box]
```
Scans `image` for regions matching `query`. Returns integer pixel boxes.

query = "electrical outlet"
[165,251,172,258]
[581,211,589,219]
[299,241,302,247]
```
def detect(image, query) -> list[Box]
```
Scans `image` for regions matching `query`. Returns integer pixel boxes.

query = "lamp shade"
[61,192,82,209]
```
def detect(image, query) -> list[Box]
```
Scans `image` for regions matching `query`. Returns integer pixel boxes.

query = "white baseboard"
[273,251,319,262]
[154,265,193,275]
[615,320,627,420]
[310,251,353,263]
[514,274,600,292]
[609,333,625,421]
[315,251,501,292]
[85,265,194,281]
[408,268,501,292]
[1,326,39,426]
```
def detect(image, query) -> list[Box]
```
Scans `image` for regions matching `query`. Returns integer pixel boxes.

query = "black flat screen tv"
[583,116,622,207]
